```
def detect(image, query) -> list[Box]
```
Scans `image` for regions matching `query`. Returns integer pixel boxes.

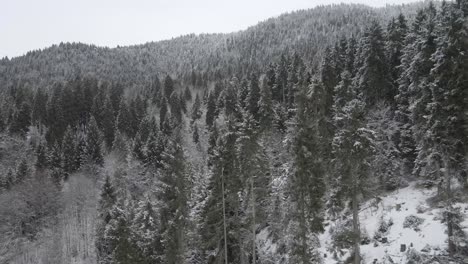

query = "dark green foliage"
[164,75,174,97]
[201,119,242,263]
[192,124,199,144]
[145,131,165,169]
[116,99,134,138]
[132,132,146,162]
[355,21,393,106]
[150,75,162,104]
[205,91,217,128]
[179,93,187,114]
[45,84,66,144]
[10,102,31,136]
[35,142,48,170]
[48,142,63,170]
[385,14,408,88]
[15,159,29,183]
[258,76,273,130]
[0,168,14,190]
[96,175,117,263]
[184,86,192,101]
[169,92,182,124]
[247,73,261,121]
[191,94,202,124]
[131,199,164,263]
[159,98,168,130]
[157,134,188,263]
[31,88,48,126]
[101,96,116,150]
[85,116,104,166]
[62,126,78,174]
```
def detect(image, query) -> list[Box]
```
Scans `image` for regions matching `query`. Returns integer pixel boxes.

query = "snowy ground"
[319,183,468,264]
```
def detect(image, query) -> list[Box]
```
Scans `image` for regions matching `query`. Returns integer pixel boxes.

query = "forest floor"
[318,182,468,263]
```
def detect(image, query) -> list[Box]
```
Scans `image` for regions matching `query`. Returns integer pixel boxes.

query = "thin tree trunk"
[352,184,360,264]
[443,156,455,257]
[251,175,256,264]
[222,167,228,264]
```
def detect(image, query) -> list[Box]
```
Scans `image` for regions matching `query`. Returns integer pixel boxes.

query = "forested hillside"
[0,1,467,264]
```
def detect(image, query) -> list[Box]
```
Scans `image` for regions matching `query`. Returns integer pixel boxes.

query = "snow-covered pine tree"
[287,76,327,264]
[62,126,78,175]
[85,116,104,166]
[354,20,393,106]
[332,67,375,264]
[236,111,269,263]
[157,132,188,263]
[206,91,217,128]
[426,1,468,255]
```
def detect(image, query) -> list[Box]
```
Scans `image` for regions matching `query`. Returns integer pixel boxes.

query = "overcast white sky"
[1,0,418,58]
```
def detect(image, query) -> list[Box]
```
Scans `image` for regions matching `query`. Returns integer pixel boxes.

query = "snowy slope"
[319,183,468,264]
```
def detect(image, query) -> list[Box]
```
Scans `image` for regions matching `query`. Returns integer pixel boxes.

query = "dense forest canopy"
[0,1,467,264]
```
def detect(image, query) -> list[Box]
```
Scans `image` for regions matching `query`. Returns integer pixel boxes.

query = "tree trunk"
[443,156,455,257]
[251,176,256,264]
[222,167,229,264]
[352,186,360,264]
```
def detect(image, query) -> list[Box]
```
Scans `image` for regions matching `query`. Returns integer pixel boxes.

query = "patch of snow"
[318,182,465,263]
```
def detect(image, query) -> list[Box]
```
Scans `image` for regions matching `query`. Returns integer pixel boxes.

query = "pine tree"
[159,98,168,130]
[167,92,181,124]
[151,75,162,104]
[332,69,374,264]
[157,133,188,263]
[35,141,48,170]
[179,93,187,114]
[75,132,87,170]
[46,83,66,144]
[207,122,219,161]
[0,108,5,133]
[112,129,128,160]
[130,96,146,137]
[164,75,175,98]
[48,142,63,170]
[205,91,217,128]
[408,3,438,179]
[236,111,269,263]
[223,77,241,120]
[355,20,393,106]
[31,88,48,126]
[131,199,164,263]
[101,96,116,150]
[116,99,133,138]
[191,94,202,124]
[258,76,273,131]
[3,168,15,190]
[85,116,104,166]
[247,73,261,121]
[105,203,140,264]
[62,126,78,175]
[10,101,31,136]
[288,77,327,264]
[15,159,29,183]
[385,14,408,89]
[184,86,192,101]
[192,124,200,144]
[426,2,467,256]
[201,118,242,263]
[96,175,117,263]
[132,132,146,162]
[145,131,165,169]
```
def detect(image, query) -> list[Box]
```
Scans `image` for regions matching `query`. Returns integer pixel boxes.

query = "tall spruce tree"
[355,20,393,106]
[332,68,374,264]
[85,116,104,166]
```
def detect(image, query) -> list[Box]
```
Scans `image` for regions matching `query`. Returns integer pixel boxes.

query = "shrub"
[403,215,424,231]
